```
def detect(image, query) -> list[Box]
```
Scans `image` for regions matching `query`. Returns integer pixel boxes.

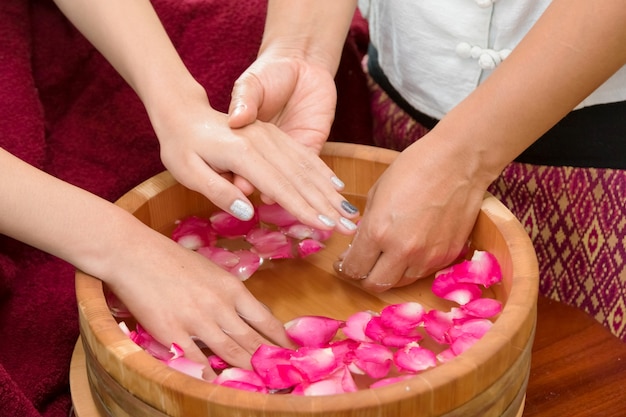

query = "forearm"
[52,0,203,112]
[261,0,358,75]
[433,0,626,183]
[0,148,154,283]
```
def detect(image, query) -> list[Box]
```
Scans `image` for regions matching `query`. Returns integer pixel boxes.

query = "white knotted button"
[455,42,473,59]
[478,49,501,69]
[456,42,511,70]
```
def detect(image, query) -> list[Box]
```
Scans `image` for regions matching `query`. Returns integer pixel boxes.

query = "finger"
[168,333,216,380]
[260,193,277,205]
[360,251,413,293]
[394,266,429,288]
[335,228,380,280]
[199,305,288,369]
[228,73,262,129]
[232,174,255,196]
[182,156,256,221]
[235,294,294,349]
[233,148,357,233]
[241,142,359,233]
[192,320,259,371]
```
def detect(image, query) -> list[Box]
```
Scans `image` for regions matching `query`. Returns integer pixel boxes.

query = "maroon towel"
[0,1,372,416]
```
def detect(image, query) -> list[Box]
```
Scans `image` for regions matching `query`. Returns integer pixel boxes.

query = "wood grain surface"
[524,296,626,417]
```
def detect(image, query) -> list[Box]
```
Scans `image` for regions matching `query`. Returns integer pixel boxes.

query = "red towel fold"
[0,1,372,416]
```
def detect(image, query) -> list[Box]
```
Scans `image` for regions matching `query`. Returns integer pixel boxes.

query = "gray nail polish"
[339,217,358,231]
[331,176,345,189]
[230,199,254,221]
[318,214,336,227]
[341,200,359,215]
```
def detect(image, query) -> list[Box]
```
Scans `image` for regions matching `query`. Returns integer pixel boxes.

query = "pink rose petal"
[208,355,229,372]
[364,316,423,348]
[246,228,294,259]
[297,239,325,258]
[465,250,502,287]
[129,323,171,360]
[164,343,205,380]
[165,357,206,379]
[285,315,343,348]
[219,380,269,393]
[209,210,258,238]
[436,348,457,363]
[350,342,394,379]
[431,273,483,305]
[448,319,493,355]
[118,321,131,337]
[213,368,267,392]
[106,291,132,318]
[291,366,357,396]
[450,333,482,356]
[448,318,493,341]
[380,302,425,336]
[460,298,503,319]
[435,250,502,289]
[281,223,333,243]
[422,309,462,345]
[172,216,217,250]
[196,246,240,269]
[342,311,376,342]
[227,250,262,281]
[290,347,340,382]
[257,203,299,227]
[328,339,359,365]
[393,342,437,373]
[251,345,302,390]
[282,223,316,240]
[196,247,261,281]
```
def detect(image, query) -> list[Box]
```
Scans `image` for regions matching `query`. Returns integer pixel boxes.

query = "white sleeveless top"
[358,0,626,120]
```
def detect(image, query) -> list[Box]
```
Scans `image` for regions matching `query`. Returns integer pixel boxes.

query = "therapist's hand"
[335,134,489,291]
[228,48,338,153]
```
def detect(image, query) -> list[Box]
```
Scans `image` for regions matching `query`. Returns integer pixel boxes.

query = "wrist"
[419,128,503,193]
[261,0,357,76]
[142,78,211,136]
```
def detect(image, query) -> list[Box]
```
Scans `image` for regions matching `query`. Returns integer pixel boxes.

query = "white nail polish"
[340,217,358,231]
[230,199,254,221]
[318,214,336,227]
[331,176,345,190]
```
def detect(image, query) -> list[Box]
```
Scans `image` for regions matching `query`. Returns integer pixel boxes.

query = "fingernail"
[317,214,336,227]
[331,176,345,190]
[230,199,254,221]
[339,217,358,231]
[341,200,359,215]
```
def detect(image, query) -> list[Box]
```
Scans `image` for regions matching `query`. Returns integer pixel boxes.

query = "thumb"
[228,72,262,129]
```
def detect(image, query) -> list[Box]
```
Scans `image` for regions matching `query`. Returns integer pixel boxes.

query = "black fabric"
[368,44,626,169]
[516,101,626,169]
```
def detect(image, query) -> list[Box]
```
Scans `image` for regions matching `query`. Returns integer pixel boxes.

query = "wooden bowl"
[75,142,538,417]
